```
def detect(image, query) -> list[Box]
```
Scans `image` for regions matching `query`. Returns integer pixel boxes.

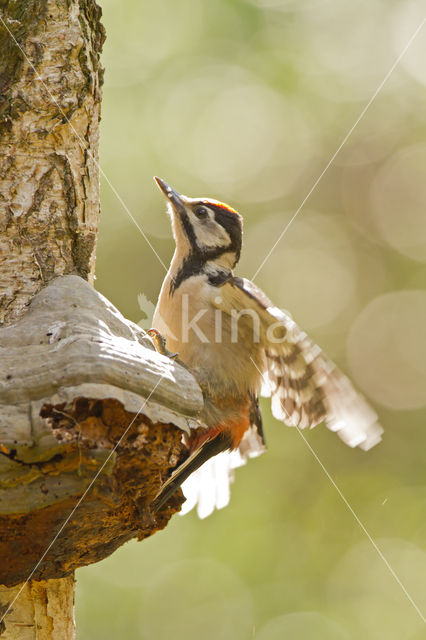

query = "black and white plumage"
[152,178,383,517]
[229,277,382,450]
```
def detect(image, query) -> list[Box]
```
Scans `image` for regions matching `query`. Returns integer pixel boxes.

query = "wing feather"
[183,276,383,519]
[229,277,383,450]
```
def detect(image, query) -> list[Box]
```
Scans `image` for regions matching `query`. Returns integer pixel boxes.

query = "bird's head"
[155,177,242,271]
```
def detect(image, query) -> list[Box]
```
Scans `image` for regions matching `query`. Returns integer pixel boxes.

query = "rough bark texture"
[0,276,203,587]
[0,0,105,324]
[0,1,105,635]
[0,407,187,586]
[0,577,75,640]
[0,2,200,639]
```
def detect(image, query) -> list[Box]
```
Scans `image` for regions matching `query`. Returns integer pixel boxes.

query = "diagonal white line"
[0,373,166,626]
[252,17,426,282]
[249,356,426,623]
[294,426,426,623]
[0,14,168,273]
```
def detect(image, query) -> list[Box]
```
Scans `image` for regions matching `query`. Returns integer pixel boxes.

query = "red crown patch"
[202,199,239,215]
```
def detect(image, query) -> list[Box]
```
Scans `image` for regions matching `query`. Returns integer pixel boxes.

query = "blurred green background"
[77,0,426,638]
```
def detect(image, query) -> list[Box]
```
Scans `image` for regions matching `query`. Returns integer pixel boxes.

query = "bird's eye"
[194,206,209,220]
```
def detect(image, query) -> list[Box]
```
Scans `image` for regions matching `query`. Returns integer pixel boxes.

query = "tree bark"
[0,5,203,639]
[0,1,104,637]
[0,577,75,640]
[0,0,105,324]
[0,275,202,588]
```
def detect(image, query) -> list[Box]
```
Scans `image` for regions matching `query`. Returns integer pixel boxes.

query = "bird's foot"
[146,328,178,359]
[147,328,192,372]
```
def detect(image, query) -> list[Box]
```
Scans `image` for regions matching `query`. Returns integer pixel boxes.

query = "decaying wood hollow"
[0,275,203,587]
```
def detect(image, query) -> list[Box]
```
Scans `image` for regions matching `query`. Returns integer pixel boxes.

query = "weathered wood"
[0,276,203,587]
[0,274,201,446]
[0,2,202,635]
[0,577,75,640]
[0,0,106,633]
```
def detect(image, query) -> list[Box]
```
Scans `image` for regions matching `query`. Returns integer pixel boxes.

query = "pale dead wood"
[0,275,203,589]
[0,577,75,640]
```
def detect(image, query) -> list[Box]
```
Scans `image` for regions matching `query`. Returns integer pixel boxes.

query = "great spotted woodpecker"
[152,178,383,516]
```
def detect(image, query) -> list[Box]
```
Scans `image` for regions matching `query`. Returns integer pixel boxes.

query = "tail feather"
[180,425,266,519]
[152,433,232,512]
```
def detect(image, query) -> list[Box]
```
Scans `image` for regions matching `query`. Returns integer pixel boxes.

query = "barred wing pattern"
[232,278,383,451]
[181,278,383,518]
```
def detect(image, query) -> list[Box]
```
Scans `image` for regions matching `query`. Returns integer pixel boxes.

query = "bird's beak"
[154,177,186,215]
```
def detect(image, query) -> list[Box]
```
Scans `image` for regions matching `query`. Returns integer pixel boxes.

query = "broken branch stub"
[0,275,203,587]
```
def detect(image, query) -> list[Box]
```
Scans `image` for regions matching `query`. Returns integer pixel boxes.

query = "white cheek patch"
[190,211,231,249]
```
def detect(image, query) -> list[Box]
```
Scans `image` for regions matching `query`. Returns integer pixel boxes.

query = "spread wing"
[228,277,383,451]
[180,275,383,519]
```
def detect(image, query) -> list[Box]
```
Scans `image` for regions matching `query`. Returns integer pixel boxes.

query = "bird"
[151,177,383,516]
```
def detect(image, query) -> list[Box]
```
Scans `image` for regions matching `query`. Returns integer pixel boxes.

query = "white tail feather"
[180,426,265,518]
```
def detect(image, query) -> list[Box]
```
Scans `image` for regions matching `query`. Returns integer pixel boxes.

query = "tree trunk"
[0,0,105,323]
[0,577,75,640]
[0,4,203,638]
[0,0,105,636]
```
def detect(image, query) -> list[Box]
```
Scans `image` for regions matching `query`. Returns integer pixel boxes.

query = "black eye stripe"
[180,211,198,249]
[213,209,242,263]
[169,200,243,294]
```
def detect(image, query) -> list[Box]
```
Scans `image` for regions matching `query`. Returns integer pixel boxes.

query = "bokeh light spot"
[391,0,426,87]
[256,611,350,640]
[370,144,426,262]
[327,539,426,639]
[242,212,357,330]
[138,558,253,640]
[347,291,426,410]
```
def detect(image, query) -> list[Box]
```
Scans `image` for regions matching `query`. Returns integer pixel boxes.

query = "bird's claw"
[147,329,192,371]
[147,329,178,359]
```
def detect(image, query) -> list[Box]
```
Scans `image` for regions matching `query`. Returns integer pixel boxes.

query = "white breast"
[153,273,264,401]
